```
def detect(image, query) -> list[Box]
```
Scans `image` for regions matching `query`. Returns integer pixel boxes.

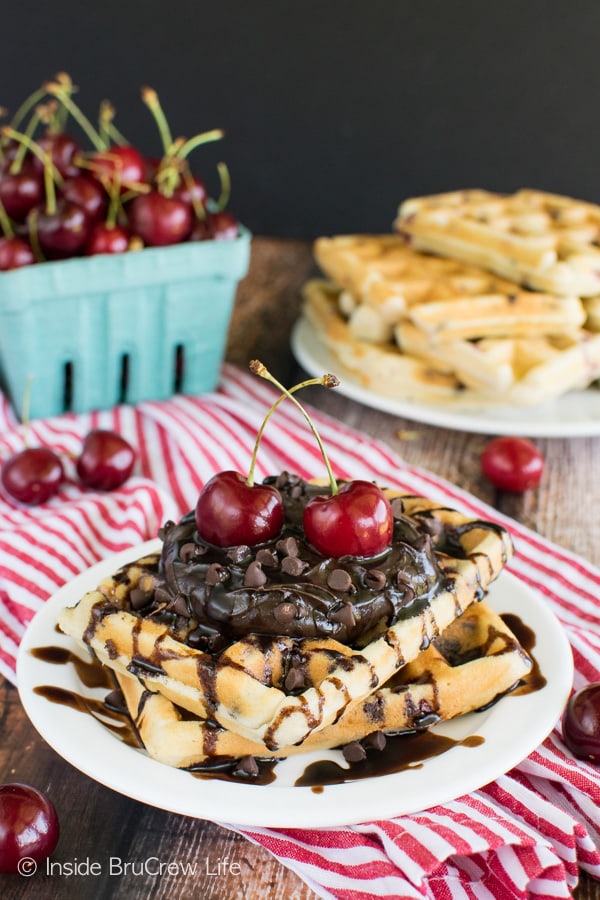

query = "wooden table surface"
[2,237,599,899]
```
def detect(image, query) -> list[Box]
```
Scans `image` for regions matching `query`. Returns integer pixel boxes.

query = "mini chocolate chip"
[284,667,306,692]
[244,561,267,587]
[290,484,303,499]
[256,549,279,568]
[129,587,153,610]
[342,741,367,763]
[158,520,175,540]
[166,594,190,618]
[206,563,228,587]
[327,568,353,592]
[273,601,297,624]
[233,755,259,778]
[364,568,386,590]
[281,556,308,576]
[276,536,299,557]
[390,498,405,518]
[104,689,127,713]
[362,731,387,752]
[418,515,442,537]
[179,541,201,562]
[227,544,252,564]
[398,584,416,603]
[329,603,356,628]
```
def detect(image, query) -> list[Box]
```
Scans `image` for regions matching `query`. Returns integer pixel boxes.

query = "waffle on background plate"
[303,189,600,409]
[57,478,526,772]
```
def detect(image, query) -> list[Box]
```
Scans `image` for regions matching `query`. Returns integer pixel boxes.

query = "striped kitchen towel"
[0,363,599,899]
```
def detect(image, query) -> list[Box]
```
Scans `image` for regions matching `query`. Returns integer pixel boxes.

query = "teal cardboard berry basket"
[0,229,251,420]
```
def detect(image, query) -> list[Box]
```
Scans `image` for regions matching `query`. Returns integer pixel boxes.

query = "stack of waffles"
[57,480,530,771]
[302,189,600,408]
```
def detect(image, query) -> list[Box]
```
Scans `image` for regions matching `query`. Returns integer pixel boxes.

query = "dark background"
[2,1,599,238]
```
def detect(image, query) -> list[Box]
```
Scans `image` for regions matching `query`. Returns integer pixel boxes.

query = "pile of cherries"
[0,73,239,271]
[0,428,136,504]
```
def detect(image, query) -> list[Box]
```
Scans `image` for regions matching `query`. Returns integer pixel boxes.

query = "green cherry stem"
[215,161,231,212]
[44,81,105,151]
[0,197,14,239]
[249,360,340,494]
[1,126,60,213]
[141,87,173,155]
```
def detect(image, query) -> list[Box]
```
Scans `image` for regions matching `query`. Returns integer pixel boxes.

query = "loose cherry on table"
[562,682,600,763]
[480,435,544,493]
[76,429,136,491]
[0,447,64,504]
[0,783,60,874]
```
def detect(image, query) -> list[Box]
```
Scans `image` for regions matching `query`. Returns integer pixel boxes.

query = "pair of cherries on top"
[194,363,393,560]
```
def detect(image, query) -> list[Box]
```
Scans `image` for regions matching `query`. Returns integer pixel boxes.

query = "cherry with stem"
[194,368,339,548]
[250,361,394,559]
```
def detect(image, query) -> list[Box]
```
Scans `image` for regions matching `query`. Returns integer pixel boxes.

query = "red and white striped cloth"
[1,363,599,898]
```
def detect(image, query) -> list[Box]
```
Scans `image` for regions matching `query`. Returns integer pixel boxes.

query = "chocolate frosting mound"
[146,474,452,651]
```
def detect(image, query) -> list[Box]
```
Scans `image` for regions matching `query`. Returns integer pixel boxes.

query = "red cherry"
[76,429,136,490]
[303,480,393,558]
[207,210,239,240]
[0,236,35,270]
[128,191,192,246]
[480,436,544,492]
[1,447,64,505]
[195,470,284,547]
[89,145,146,193]
[563,683,600,762]
[35,198,91,259]
[87,222,130,255]
[0,161,43,222]
[37,132,81,178]
[60,174,107,222]
[0,783,60,874]
[172,174,208,211]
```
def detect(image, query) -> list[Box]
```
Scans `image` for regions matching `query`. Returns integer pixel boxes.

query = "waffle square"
[395,188,600,298]
[315,234,586,340]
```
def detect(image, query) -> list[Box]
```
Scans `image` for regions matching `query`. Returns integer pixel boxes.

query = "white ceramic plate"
[291,316,600,438]
[17,541,573,828]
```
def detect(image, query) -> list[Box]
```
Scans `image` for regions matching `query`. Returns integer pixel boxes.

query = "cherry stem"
[215,162,231,212]
[99,100,128,148]
[174,129,224,161]
[249,360,340,494]
[8,106,43,175]
[141,87,173,155]
[0,197,14,239]
[2,126,59,213]
[44,82,105,151]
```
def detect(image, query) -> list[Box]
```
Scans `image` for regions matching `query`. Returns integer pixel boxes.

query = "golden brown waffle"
[303,279,600,407]
[315,234,586,340]
[58,488,513,751]
[395,188,600,298]
[113,601,532,768]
